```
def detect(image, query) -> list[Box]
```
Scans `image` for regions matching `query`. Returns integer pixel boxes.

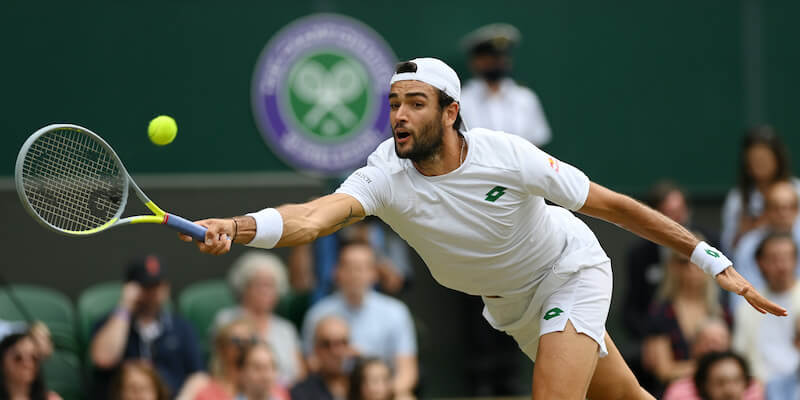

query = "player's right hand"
[179,218,234,255]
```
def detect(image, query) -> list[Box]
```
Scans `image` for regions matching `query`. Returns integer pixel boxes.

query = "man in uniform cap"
[460,23,552,147]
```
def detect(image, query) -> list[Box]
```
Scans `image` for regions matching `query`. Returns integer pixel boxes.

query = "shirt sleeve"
[516,138,590,210]
[334,166,391,216]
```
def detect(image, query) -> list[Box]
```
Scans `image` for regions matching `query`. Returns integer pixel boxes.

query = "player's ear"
[443,102,459,129]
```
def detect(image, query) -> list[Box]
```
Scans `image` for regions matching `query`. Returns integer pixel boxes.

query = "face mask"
[479,67,508,83]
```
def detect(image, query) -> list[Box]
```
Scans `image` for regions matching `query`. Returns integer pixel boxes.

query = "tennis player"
[181,58,786,399]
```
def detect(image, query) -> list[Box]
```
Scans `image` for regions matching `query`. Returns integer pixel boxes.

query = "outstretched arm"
[578,182,786,317]
[179,193,366,255]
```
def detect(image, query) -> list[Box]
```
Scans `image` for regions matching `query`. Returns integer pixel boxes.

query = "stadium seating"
[43,350,84,400]
[0,284,78,353]
[76,281,122,350]
[178,279,236,356]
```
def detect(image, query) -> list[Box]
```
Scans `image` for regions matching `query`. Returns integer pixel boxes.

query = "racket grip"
[164,214,208,242]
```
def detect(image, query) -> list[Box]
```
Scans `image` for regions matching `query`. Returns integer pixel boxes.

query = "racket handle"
[164,214,208,242]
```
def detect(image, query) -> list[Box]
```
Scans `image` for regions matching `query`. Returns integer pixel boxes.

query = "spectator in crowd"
[624,181,716,340]
[732,181,800,303]
[177,318,257,400]
[290,218,413,303]
[0,333,61,400]
[301,241,417,398]
[0,321,53,362]
[459,23,551,146]
[694,351,761,400]
[90,255,203,399]
[237,342,290,400]
[347,358,394,400]
[721,126,800,254]
[662,319,764,400]
[213,251,305,386]
[110,360,171,400]
[733,232,800,399]
[291,316,355,400]
[642,237,729,395]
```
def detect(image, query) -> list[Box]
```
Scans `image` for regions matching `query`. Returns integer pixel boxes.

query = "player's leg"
[531,320,599,399]
[586,332,655,400]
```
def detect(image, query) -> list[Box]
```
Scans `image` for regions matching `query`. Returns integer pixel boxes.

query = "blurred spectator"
[624,181,716,340]
[721,126,800,254]
[177,318,256,400]
[301,241,417,398]
[347,357,394,400]
[0,320,53,361]
[214,251,305,386]
[290,219,413,302]
[0,333,61,400]
[291,316,356,400]
[459,23,551,146]
[732,181,800,304]
[733,232,800,399]
[695,351,762,400]
[642,239,729,394]
[237,342,290,400]
[110,360,171,400]
[663,319,764,399]
[90,255,203,399]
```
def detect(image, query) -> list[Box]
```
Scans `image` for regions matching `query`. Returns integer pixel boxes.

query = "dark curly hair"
[694,351,751,400]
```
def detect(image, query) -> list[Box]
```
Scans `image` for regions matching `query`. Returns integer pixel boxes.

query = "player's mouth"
[394,130,411,144]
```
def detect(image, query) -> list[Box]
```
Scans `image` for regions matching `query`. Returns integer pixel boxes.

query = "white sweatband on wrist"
[245,208,283,249]
[690,241,732,277]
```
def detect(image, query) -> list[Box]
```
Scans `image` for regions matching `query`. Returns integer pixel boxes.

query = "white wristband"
[245,208,283,249]
[690,241,731,277]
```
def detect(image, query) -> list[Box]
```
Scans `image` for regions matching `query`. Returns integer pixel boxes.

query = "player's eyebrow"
[388,92,429,100]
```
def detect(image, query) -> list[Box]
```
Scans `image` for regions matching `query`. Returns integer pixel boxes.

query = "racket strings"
[21,128,125,232]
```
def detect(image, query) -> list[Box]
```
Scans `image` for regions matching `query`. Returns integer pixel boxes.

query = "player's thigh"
[587,332,655,400]
[532,320,599,400]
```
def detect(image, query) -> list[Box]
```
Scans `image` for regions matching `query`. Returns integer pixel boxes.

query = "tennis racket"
[14,123,207,241]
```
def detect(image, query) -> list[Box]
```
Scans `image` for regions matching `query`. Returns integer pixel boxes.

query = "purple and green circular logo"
[252,14,396,176]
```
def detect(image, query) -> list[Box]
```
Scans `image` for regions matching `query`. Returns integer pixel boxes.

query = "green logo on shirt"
[543,307,564,321]
[705,249,720,258]
[485,186,507,202]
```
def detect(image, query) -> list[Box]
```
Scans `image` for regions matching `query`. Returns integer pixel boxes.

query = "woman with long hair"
[642,235,730,394]
[721,126,800,253]
[237,342,290,400]
[347,358,394,400]
[177,318,256,400]
[0,333,60,400]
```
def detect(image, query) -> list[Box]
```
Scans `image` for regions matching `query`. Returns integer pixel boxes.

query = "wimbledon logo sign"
[252,14,396,176]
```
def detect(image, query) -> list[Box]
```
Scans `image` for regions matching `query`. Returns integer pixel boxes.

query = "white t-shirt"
[335,128,609,296]
[460,78,551,146]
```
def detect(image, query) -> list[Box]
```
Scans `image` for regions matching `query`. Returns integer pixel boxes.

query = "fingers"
[746,290,788,316]
[194,230,231,255]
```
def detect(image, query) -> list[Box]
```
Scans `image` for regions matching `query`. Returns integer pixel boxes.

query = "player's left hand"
[715,266,787,316]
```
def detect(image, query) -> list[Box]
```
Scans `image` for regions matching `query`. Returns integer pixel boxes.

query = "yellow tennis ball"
[148,115,177,146]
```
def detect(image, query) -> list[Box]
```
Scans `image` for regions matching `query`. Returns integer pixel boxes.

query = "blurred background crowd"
[2,1,800,399]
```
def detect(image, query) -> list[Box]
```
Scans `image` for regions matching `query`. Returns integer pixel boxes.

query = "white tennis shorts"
[482,261,613,361]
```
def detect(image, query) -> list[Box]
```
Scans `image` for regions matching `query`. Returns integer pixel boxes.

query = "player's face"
[389,81,446,162]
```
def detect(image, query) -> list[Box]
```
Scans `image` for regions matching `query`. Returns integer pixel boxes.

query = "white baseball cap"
[390,57,461,102]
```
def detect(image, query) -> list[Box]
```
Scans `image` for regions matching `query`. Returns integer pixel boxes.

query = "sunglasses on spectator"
[228,336,260,347]
[316,337,349,349]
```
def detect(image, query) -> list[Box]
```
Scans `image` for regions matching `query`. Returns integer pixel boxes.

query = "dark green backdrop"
[2,0,799,194]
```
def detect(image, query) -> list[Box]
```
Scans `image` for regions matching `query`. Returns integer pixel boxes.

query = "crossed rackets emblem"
[291,58,367,136]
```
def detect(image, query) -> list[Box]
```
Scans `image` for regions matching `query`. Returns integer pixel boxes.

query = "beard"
[393,114,445,162]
